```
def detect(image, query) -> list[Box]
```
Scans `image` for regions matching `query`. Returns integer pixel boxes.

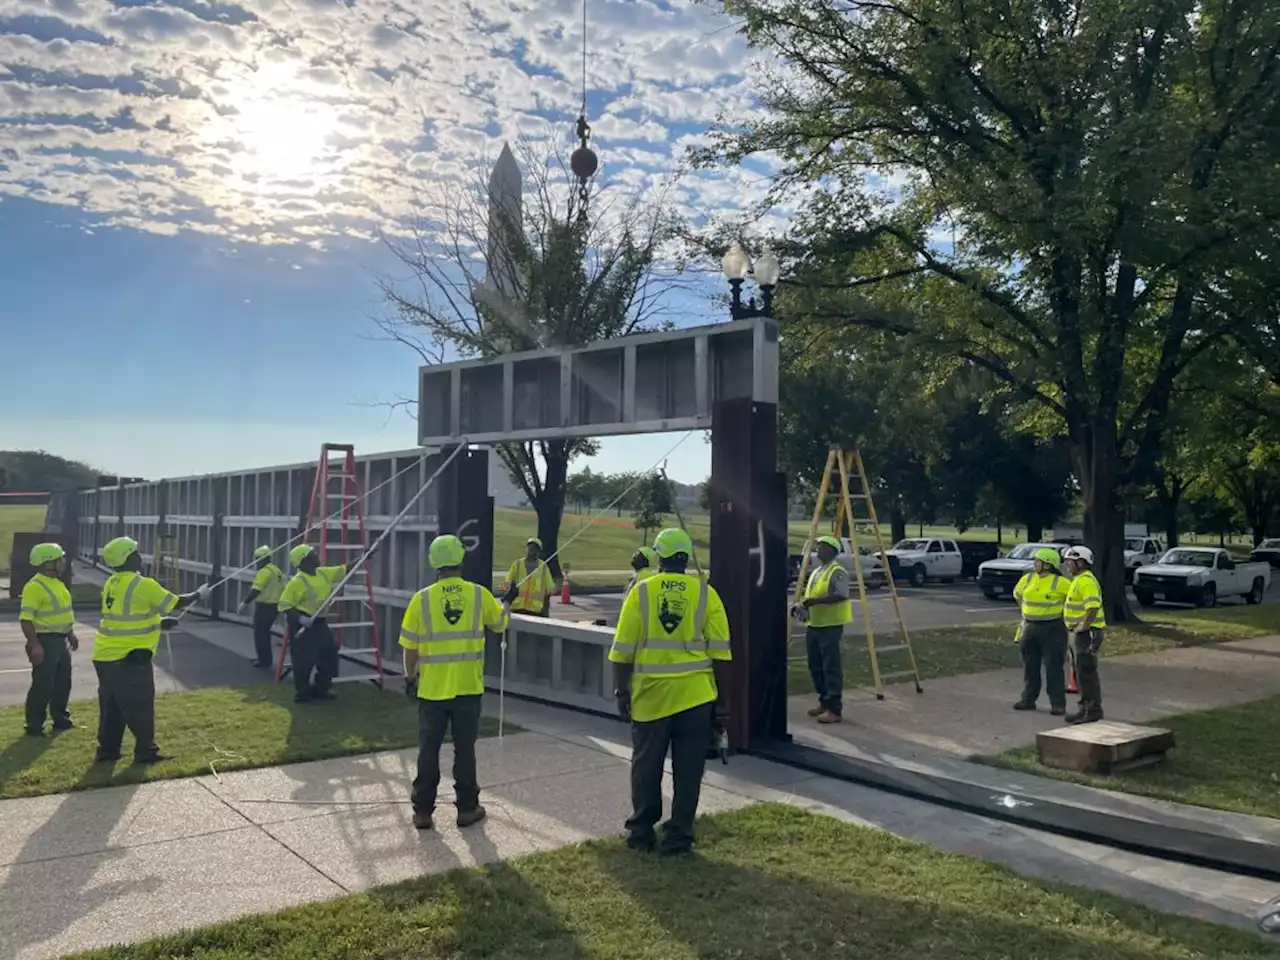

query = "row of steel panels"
[73,448,449,652]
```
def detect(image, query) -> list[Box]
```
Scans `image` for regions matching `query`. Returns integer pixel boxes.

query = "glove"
[298,615,314,629]
[615,691,631,721]
[404,678,417,699]
[714,700,730,725]
[25,642,44,668]
[196,584,212,601]
[502,585,519,605]
[160,617,179,631]
[237,600,248,614]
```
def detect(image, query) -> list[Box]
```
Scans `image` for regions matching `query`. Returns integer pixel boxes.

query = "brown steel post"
[709,398,789,749]
[436,445,495,590]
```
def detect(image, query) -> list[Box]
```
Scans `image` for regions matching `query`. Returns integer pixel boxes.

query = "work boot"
[94,750,121,763]
[412,811,434,831]
[816,710,842,724]
[53,717,74,731]
[1050,705,1066,717]
[806,705,824,717]
[626,833,655,853]
[1066,710,1103,726]
[24,726,44,737]
[133,752,169,766]
[456,805,487,828]
[1012,701,1036,711]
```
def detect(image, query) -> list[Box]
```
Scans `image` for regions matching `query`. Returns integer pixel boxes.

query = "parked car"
[787,538,886,590]
[1251,538,1280,569]
[1123,536,1165,584]
[1133,547,1270,607]
[977,542,1073,600]
[958,540,1000,578]
[885,538,963,587]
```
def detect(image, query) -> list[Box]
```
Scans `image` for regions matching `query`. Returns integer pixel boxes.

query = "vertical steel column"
[210,476,226,618]
[436,446,495,589]
[709,398,789,750]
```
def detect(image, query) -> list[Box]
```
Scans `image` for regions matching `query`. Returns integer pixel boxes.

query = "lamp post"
[721,242,780,320]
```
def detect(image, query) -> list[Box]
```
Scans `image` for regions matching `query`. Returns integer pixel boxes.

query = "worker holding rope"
[399,534,510,831]
[237,545,284,668]
[278,545,348,704]
[500,538,555,616]
[94,536,210,765]
[609,528,732,856]
[624,546,658,597]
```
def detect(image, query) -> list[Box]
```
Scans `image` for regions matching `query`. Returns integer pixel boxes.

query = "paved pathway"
[2,696,1279,959]
[790,634,1280,758]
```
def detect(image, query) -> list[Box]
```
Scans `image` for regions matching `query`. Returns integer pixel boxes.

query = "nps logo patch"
[657,587,688,634]
[440,584,465,626]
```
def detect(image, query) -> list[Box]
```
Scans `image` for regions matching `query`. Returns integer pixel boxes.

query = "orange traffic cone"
[1066,659,1079,695]
[560,572,573,605]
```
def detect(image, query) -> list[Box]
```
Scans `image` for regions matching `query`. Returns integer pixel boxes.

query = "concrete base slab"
[1037,720,1175,774]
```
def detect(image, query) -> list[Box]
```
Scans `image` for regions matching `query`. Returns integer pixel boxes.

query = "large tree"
[701,0,1280,619]
[376,138,684,575]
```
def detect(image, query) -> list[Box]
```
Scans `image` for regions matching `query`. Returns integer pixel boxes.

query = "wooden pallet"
[1036,721,1175,774]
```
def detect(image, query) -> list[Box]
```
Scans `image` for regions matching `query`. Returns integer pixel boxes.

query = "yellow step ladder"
[790,447,922,699]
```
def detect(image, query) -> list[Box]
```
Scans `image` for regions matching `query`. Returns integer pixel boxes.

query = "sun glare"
[229,94,339,185]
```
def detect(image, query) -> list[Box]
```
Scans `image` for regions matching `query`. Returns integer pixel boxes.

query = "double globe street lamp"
[721,241,781,320]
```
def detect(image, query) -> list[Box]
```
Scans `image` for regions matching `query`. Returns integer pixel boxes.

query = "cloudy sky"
[0,0,777,484]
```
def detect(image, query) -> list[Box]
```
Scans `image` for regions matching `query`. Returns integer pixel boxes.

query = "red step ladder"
[275,443,385,689]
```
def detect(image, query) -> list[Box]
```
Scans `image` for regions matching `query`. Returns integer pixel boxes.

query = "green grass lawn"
[0,683,502,800]
[73,803,1277,960]
[788,604,1280,695]
[0,504,48,573]
[977,695,1280,821]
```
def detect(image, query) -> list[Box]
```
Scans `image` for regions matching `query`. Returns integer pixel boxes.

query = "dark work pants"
[1019,619,1067,709]
[1073,628,1104,715]
[94,651,158,761]
[627,701,714,850]
[252,602,278,664]
[411,694,482,815]
[806,624,844,715]
[292,618,338,700]
[25,633,72,731]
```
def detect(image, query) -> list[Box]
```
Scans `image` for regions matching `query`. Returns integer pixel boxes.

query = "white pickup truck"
[1133,547,1271,607]
[788,538,886,590]
[1123,536,1165,584]
[886,538,963,587]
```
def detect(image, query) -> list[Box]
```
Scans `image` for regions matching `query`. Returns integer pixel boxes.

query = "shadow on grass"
[0,722,54,796]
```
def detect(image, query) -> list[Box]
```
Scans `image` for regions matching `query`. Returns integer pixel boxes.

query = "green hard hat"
[1034,547,1060,565]
[653,528,693,560]
[429,534,466,569]
[526,537,542,548]
[634,546,658,568]
[102,536,139,569]
[29,542,66,566]
[253,545,272,560]
[817,535,842,552]
[288,544,315,567]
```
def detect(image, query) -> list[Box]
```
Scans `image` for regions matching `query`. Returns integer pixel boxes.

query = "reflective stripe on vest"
[629,579,714,675]
[25,577,74,634]
[508,560,548,612]
[96,574,163,658]
[400,583,485,663]
[1020,574,1066,621]
[805,561,852,627]
[1064,571,1107,628]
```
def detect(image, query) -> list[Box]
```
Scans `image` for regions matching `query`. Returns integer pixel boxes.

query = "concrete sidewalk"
[791,634,1280,758]
[2,696,1279,959]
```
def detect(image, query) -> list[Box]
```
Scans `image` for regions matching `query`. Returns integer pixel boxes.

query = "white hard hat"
[1063,545,1095,565]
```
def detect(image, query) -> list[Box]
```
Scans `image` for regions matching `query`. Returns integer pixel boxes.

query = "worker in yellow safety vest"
[1062,545,1107,725]
[399,534,510,831]
[278,544,346,704]
[794,535,852,724]
[609,528,732,855]
[19,543,80,736]
[94,536,209,764]
[624,546,658,597]
[237,545,284,668]
[1012,547,1070,715]
[500,538,555,616]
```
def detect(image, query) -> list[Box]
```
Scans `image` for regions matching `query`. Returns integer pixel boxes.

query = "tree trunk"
[534,443,570,580]
[889,504,906,544]
[1072,426,1132,623]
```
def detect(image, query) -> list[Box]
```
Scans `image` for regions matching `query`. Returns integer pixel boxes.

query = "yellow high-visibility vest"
[250,563,285,604]
[502,559,554,612]
[20,573,74,635]
[398,576,509,700]
[804,562,852,628]
[94,572,178,661]
[1014,572,1068,622]
[1065,570,1107,629]
[608,573,732,722]
[279,565,346,616]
